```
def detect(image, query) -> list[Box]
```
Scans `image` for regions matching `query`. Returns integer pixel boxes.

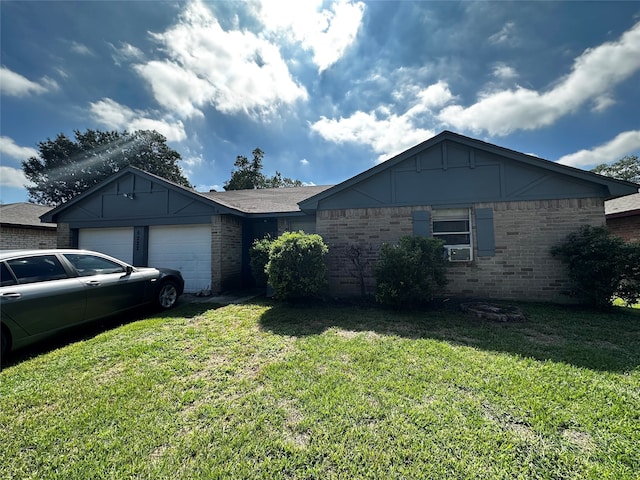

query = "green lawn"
[1,300,639,479]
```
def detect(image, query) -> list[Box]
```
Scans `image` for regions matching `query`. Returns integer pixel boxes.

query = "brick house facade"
[43,132,638,301]
[605,193,640,243]
[0,203,57,250]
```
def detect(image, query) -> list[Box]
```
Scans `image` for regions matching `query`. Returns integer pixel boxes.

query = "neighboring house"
[0,203,57,250]
[605,193,640,242]
[42,131,638,302]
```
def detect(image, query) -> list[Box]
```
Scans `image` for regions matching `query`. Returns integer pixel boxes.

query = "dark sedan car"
[0,249,184,359]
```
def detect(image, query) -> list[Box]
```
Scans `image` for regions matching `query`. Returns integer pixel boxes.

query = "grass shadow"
[258,300,640,373]
[2,300,222,369]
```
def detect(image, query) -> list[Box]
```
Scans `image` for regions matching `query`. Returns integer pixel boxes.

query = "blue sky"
[1,1,639,204]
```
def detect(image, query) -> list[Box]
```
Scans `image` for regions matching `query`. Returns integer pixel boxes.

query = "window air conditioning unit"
[445,246,472,262]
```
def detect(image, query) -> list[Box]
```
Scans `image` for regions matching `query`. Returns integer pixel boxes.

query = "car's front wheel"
[156,280,179,310]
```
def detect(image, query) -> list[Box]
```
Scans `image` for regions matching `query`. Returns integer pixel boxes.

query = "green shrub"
[374,235,448,308]
[551,225,640,307]
[266,231,329,301]
[249,235,274,287]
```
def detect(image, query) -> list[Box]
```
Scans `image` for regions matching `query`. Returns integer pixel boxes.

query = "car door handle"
[0,292,21,299]
[85,280,101,286]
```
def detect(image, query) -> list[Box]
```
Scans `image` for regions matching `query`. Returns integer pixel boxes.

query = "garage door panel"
[79,228,133,264]
[148,225,211,294]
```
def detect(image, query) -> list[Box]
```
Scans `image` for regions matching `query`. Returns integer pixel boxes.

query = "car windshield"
[64,254,125,276]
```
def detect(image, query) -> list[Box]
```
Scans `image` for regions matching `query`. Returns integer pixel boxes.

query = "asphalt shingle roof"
[605,192,640,217]
[0,203,56,228]
[200,185,334,214]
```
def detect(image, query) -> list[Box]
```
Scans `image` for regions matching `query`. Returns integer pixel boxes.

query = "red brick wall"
[606,215,640,243]
[0,226,57,249]
[316,198,605,303]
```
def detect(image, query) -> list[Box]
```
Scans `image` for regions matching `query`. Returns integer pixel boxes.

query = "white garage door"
[79,227,134,264]
[148,225,211,294]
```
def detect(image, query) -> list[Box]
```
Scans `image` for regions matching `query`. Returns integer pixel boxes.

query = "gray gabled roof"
[1,203,56,228]
[605,192,640,218]
[201,185,333,214]
[299,131,640,210]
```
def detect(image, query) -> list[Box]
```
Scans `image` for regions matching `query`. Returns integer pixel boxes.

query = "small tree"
[224,148,302,190]
[249,235,274,287]
[374,236,448,308]
[551,225,640,307]
[266,231,328,301]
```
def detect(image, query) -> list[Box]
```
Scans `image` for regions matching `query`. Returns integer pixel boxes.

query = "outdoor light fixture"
[123,193,135,200]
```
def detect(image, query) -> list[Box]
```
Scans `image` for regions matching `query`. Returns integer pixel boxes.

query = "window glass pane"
[8,255,68,284]
[433,220,469,233]
[64,254,125,276]
[432,208,469,220]
[1,263,17,286]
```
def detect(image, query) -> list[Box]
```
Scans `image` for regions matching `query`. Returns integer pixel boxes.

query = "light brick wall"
[56,223,73,248]
[607,215,640,243]
[0,226,57,249]
[317,198,605,302]
[211,214,243,293]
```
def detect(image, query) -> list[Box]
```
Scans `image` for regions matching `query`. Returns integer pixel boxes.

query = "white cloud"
[311,110,436,163]
[136,0,307,118]
[0,66,49,97]
[89,98,187,142]
[0,166,32,188]
[488,22,518,46]
[257,0,365,72]
[438,21,640,136]
[70,41,93,56]
[492,63,518,80]
[110,42,145,65]
[0,136,38,160]
[312,80,449,160]
[557,130,640,168]
[300,158,310,166]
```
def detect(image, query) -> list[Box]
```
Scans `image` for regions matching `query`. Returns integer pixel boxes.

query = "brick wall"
[0,226,57,249]
[56,223,73,248]
[211,214,243,292]
[316,198,605,303]
[606,214,640,243]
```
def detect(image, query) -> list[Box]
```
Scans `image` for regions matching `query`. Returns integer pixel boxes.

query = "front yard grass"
[1,301,639,479]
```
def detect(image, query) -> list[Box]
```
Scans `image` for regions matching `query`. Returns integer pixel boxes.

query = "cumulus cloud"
[0,66,51,97]
[0,136,38,160]
[89,98,187,142]
[438,21,640,135]
[135,0,307,119]
[557,130,640,168]
[257,0,365,72]
[311,80,451,160]
[311,110,436,163]
[0,166,32,188]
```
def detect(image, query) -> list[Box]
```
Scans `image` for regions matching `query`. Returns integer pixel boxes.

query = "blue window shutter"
[476,208,495,257]
[412,210,431,237]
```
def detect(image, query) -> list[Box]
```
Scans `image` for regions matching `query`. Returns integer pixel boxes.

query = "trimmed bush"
[266,231,329,301]
[249,235,274,287]
[374,235,448,308]
[551,225,640,307]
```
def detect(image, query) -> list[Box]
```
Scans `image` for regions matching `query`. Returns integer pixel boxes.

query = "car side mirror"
[125,265,133,275]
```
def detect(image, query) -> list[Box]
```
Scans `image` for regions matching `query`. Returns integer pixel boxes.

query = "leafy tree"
[591,155,640,183]
[224,148,302,190]
[23,129,191,206]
